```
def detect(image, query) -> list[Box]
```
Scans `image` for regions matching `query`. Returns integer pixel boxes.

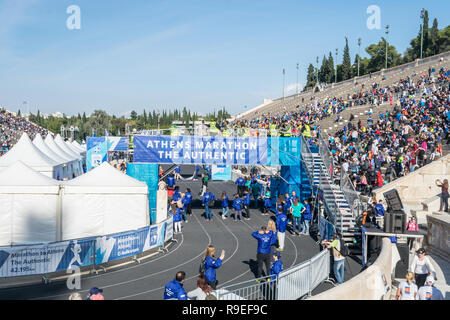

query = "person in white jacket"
[187,275,216,300]
[409,248,436,289]
[417,276,444,300]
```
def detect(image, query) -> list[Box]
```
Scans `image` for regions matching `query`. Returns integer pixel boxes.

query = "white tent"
[72,140,86,153]
[45,134,81,178]
[54,134,83,176]
[33,133,73,180]
[0,161,60,246]
[61,162,149,240]
[66,140,84,156]
[0,133,64,179]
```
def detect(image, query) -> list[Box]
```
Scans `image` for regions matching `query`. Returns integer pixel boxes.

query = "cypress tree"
[342,37,352,80]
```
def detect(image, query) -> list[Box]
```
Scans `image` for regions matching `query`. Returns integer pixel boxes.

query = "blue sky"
[0,0,448,116]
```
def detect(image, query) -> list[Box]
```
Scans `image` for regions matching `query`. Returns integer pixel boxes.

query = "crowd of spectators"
[0,107,49,156]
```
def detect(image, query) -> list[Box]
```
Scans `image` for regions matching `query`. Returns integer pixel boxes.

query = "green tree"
[326,52,335,83]
[428,18,439,55]
[305,63,316,88]
[366,39,402,72]
[319,55,328,83]
[341,37,352,80]
[130,110,137,121]
[436,25,450,53]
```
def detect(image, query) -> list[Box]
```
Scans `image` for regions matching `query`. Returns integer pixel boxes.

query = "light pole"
[358,38,361,77]
[296,63,299,97]
[385,25,389,69]
[335,48,338,83]
[282,68,286,101]
[157,109,161,132]
[420,8,425,59]
[316,56,319,85]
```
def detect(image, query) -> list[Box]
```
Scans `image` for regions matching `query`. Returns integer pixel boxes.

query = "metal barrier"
[216,249,331,300]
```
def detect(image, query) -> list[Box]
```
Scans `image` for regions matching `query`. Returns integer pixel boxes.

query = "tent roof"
[65,141,84,155]
[44,134,76,162]
[63,162,148,194]
[0,161,60,193]
[0,133,60,171]
[72,141,86,152]
[33,133,67,165]
[54,135,82,160]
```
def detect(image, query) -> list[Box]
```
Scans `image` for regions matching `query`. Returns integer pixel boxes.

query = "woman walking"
[202,245,225,290]
[410,248,436,289]
[435,179,449,212]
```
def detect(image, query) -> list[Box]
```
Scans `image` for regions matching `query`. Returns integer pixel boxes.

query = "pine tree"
[326,52,334,83]
[306,63,317,88]
[422,10,430,57]
[342,37,352,80]
[429,18,439,56]
[319,55,328,83]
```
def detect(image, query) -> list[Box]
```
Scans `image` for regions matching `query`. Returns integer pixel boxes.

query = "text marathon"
[133,136,268,165]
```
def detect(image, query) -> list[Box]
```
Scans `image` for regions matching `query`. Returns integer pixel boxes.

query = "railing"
[216,249,331,300]
[340,170,363,219]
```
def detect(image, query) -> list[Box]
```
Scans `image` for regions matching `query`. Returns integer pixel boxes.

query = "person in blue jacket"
[270,251,283,281]
[263,191,272,215]
[243,190,251,220]
[284,193,292,224]
[164,271,187,300]
[276,208,288,251]
[202,189,215,221]
[252,226,274,279]
[194,165,200,181]
[374,200,385,217]
[166,174,175,190]
[202,245,225,290]
[174,165,181,180]
[232,194,244,221]
[172,186,181,202]
[235,176,246,197]
[171,203,183,234]
[301,199,312,235]
[221,191,229,220]
[183,188,193,217]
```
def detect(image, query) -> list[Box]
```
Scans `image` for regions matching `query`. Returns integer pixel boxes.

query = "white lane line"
[114,212,215,300]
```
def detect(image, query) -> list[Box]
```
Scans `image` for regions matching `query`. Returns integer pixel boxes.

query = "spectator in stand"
[410,248,437,289]
[203,245,225,290]
[417,276,444,300]
[232,193,244,221]
[221,191,229,220]
[406,216,419,250]
[435,179,449,212]
[396,272,418,300]
[187,275,216,300]
[164,271,187,300]
[252,226,273,281]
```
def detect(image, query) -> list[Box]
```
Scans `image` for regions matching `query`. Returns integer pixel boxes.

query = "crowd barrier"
[215,249,330,300]
[0,216,173,278]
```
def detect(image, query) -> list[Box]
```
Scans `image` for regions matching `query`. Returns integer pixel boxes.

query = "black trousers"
[207,280,218,290]
[257,253,271,278]
[244,205,250,218]
[186,203,192,215]
[415,273,428,289]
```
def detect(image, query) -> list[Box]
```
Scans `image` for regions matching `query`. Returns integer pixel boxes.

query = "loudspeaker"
[384,212,406,233]
[383,189,404,212]
[394,243,410,278]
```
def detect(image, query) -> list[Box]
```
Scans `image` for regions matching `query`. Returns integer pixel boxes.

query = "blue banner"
[86,137,109,171]
[133,135,268,165]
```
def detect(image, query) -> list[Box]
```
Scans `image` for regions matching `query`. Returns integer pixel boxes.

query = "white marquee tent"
[61,162,149,240]
[33,133,73,180]
[71,140,86,154]
[0,133,64,179]
[54,134,83,176]
[45,134,81,178]
[0,161,60,246]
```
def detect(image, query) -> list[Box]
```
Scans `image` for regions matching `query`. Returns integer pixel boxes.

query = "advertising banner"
[86,137,109,172]
[211,165,232,181]
[0,217,173,278]
[133,135,268,165]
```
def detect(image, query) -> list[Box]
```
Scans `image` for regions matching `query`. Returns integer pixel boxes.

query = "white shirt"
[187,288,216,300]
[410,256,436,275]
[398,281,418,300]
[417,285,444,300]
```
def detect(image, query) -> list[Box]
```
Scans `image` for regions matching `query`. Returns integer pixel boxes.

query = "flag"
[105,129,109,137]
[92,128,96,137]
